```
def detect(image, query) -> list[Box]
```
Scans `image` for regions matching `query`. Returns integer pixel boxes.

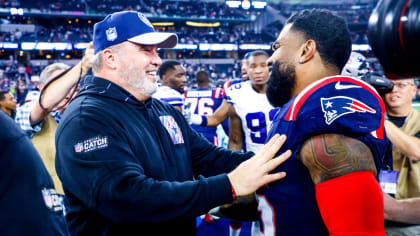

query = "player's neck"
[1,107,12,116]
[293,67,339,97]
[252,83,266,94]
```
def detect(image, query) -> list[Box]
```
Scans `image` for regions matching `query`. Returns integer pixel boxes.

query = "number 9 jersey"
[227,80,278,153]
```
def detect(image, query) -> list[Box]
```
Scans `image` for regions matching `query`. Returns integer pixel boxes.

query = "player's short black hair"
[158,60,181,77]
[286,8,352,71]
[249,50,269,60]
[195,71,209,84]
[0,91,9,101]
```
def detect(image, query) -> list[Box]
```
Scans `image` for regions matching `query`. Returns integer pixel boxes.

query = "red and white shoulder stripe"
[213,87,223,99]
[284,76,385,139]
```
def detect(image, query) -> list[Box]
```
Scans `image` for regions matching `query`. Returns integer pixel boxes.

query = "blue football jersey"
[185,87,224,145]
[257,76,388,236]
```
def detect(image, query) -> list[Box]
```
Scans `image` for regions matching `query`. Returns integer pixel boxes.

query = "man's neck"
[294,61,339,97]
[252,83,266,94]
[386,106,412,117]
[94,72,150,103]
[1,108,11,116]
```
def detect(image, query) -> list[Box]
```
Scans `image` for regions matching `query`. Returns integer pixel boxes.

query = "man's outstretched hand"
[228,134,291,197]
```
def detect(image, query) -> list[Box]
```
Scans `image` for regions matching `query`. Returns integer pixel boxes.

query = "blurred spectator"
[14,43,94,195]
[384,193,420,225]
[0,90,17,118]
[382,78,420,234]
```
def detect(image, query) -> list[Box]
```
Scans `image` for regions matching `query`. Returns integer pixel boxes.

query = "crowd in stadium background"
[3,0,418,106]
[1,0,420,235]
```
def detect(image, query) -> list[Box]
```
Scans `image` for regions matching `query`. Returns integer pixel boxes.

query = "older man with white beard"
[54,11,291,236]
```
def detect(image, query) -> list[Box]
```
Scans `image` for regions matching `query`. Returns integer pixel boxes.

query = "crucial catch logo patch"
[74,136,108,153]
[321,96,376,125]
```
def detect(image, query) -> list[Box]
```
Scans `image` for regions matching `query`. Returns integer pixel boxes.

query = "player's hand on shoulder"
[228,134,291,197]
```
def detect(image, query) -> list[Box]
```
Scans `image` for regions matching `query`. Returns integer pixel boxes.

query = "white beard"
[121,64,157,97]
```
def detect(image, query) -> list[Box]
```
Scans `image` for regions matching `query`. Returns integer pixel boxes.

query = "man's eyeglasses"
[392,82,416,89]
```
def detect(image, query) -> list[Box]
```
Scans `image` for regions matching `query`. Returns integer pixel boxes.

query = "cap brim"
[128,32,178,48]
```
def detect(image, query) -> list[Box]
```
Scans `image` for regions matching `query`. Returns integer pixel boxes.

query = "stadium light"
[241,0,251,10]
[21,42,72,51]
[199,43,238,51]
[226,1,241,8]
[173,44,198,50]
[152,22,175,26]
[239,44,271,50]
[10,8,24,16]
[252,1,267,9]
[73,43,90,50]
[0,42,19,49]
[186,21,220,27]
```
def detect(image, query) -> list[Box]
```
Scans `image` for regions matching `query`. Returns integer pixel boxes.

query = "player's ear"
[298,40,316,64]
[160,74,168,83]
[102,48,118,70]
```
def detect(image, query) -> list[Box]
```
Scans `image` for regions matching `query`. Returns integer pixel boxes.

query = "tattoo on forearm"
[298,134,377,185]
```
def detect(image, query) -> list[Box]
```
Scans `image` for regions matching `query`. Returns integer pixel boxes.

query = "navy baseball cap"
[93,11,178,54]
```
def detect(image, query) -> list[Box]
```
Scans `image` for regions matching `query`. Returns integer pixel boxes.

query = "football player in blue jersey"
[153,60,187,112]
[185,71,225,145]
[261,9,388,235]
[190,52,251,128]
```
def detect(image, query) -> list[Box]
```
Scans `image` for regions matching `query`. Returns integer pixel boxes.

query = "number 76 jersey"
[227,81,278,153]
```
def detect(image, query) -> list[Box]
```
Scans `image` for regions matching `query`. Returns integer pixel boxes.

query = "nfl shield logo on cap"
[106,27,117,41]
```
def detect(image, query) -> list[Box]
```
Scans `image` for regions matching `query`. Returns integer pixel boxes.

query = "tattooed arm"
[298,134,384,235]
[297,133,377,185]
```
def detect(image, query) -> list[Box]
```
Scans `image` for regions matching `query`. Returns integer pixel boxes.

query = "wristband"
[200,115,208,126]
[230,182,237,201]
[190,115,208,126]
[190,114,202,125]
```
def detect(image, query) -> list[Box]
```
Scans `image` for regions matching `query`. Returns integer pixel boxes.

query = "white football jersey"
[227,81,278,153]
[153,85,184,107]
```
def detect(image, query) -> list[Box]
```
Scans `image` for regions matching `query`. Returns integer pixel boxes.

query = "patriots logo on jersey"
[321,96,376,125]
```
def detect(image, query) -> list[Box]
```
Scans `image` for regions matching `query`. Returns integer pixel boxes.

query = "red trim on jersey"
[284,76,385,139]
[213,88,222,99]
[183,88,187,99]
[257,193,276,236]
[229,224,242,230]
[223,80,231,97]
[213,136,218,146]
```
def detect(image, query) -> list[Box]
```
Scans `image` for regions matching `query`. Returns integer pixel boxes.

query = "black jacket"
[55,76,252,235]
[0,112,69,235]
